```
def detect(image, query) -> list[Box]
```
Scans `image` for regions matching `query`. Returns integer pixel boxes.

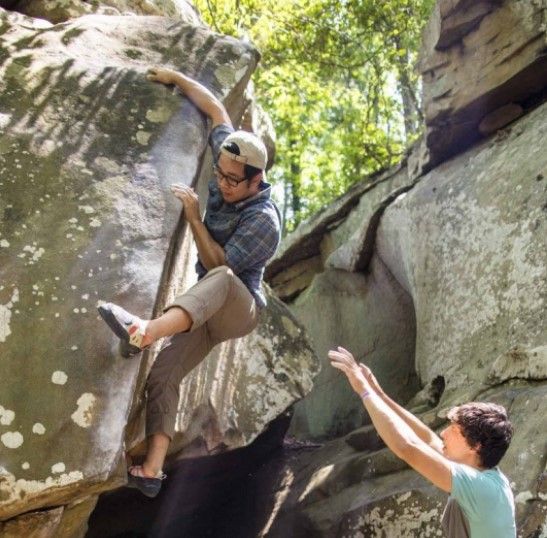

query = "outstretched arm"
[329,347,452,493]
[359,360,443,453]
[147,67,232,127]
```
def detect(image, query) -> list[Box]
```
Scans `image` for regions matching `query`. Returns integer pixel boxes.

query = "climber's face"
[440,422,478,465]
[215,153,260,203]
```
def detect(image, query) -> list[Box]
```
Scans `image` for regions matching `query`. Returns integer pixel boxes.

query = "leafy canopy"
[194,0,435,232]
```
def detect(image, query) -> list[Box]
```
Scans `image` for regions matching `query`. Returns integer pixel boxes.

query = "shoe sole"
[126,474,162,498]
[97,305,140,358]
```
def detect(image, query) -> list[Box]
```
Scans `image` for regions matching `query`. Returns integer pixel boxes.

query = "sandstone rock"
[1,495,98,538]
[286,260,419,440]
[434,0,502,50]
[344,424,385,453]
[478,102,524,135]
[418,0,547,166]
[488,345,547,384]
[406,134,431,181]
[257,385,546,537]
[326,183,415,272]
[259,48,546,538]
[266,160,412,289]
[269,256,323,301]
[405,375,446,410]
[0,506,64,538]
[6,0,202,24]
[0,7,315,524]
[265,447,444,538]
[55,496,98,538]
[376,101,547,391]
[240,82,277,170]
[266,162,420,440]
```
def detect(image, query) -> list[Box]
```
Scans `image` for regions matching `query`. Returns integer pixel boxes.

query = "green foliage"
[195,0,435,232]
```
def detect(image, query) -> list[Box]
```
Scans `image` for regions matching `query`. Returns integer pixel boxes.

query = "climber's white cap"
[220,130,267,170]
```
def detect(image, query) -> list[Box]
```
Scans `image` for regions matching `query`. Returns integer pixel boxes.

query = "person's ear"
[249,172,262,187]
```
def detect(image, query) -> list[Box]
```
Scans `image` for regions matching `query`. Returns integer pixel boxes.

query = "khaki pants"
[145,265,259,439]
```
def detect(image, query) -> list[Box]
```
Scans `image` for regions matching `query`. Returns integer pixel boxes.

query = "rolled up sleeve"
[209,123,234,163]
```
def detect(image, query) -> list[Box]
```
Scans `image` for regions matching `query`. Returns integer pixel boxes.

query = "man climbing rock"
[330,347,516,537]
[98,67,281,498]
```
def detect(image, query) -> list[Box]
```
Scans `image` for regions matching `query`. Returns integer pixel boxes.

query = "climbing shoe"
[97,302,149,358]
[127,466,166,498]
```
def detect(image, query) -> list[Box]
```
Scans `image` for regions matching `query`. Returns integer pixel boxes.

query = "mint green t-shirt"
[449,463,516,538]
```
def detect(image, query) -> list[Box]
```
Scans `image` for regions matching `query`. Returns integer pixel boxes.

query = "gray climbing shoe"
[97,302,149,358]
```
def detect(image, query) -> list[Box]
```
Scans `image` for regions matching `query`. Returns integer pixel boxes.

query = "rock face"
[0,5,317,528]
[125,286,318,461]
[258,385,547,538]
[376,104,546,394]
[240,82,277,171]
[267,164,421,440]
[2,0,546,535]
[418,0,547,168]
[2,0,202,24]
[262,1,547,534]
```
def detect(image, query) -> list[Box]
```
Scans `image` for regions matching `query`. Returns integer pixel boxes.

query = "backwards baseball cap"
[220,130,267,170]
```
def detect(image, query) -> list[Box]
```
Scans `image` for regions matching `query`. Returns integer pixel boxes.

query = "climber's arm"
[329,347,452,492]
[359,363,444,453]
[147,67,232,127]
[170,183,225,269]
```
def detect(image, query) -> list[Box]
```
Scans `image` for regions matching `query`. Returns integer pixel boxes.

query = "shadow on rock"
[87,411,294,538]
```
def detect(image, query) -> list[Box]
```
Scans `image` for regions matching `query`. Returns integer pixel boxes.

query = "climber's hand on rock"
[329,346,368,395]
[147,67,177,85]
[171,183,200,223]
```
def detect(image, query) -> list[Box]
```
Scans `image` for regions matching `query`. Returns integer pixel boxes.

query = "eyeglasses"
[213,165,247,188]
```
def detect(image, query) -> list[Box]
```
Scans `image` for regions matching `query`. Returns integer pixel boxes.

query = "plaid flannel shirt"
[195,124,281,307]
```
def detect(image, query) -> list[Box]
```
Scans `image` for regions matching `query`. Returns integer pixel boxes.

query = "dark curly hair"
[447,402,513,469]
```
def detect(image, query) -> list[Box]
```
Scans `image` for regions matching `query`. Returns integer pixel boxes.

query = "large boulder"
[376,101,546,394]
[0,6,318,526]
[125,286,318,460]
[251,385,546,537]
[262,88,547,537]
[418,0,547,167]
[2,0,202,24]
[267,164,421,440]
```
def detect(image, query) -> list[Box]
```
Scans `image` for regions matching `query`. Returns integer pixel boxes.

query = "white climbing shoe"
[97,302,149,358]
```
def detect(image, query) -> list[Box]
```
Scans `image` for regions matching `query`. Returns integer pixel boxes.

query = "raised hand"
[328,346,368,395]
[358,363,383,395]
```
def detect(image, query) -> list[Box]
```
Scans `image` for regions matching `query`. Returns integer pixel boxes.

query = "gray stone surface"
[6,0,202,24]
[259,385,546,537]
[262,41,546,538]
[267,161,414,299]
[266,162,420,440]
[287,259,419,441]
[55,496,98,538]
[0,6,316,523]
[376,101,547,392]
[488,345,547,384]
[418,0,547,166]
[0,506,64,537]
